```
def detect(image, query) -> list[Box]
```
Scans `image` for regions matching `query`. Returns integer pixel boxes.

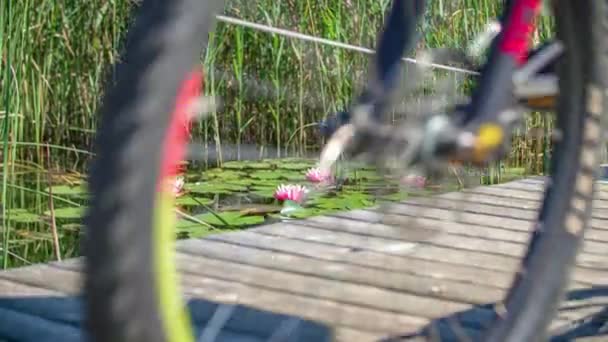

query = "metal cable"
[216,15,481,76]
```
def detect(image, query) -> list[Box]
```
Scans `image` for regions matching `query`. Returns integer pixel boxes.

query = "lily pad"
[44,206,86,220]
[202,169,247,180]
[378,191,409,201]
[220,204,283,215]
[197,211,266,227]
[251,170,304,181]
[222,161,272,170]
[250,170,284,180]
[278,162,315,171]
[250,187,277,198]
[312,194,374,210]
[185,182,247,194]
[223,178,256,187]
[284,171,308,180]
[175,220,218,239]
[176,196,215,207]
[277,157,314,163]
[252,179,282,187]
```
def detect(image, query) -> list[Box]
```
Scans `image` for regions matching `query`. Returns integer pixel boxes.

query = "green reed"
[1,0,565,267]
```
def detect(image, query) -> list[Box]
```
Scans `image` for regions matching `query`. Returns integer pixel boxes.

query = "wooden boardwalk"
[1,177,608,341]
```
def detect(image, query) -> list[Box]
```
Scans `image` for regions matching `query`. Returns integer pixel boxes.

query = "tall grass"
[2,0,558,168]
[0,0,571,267]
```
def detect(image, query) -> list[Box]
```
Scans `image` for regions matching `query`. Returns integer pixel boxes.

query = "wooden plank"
[0,264,81,294]
[245,226,608,332]
[342,206,608,260]
[331,327,386,342]
[188,232,597,300]
[465,185,608,208]
[207,227,604,328]
[176,266,493,339]
[466,185,548,201]
[0,278,62,297]
[48,238,608,336]
[326,210,606,254]
[440,187,608,211]
[285,216,608,274]
[0,238,604,340]
[201,231,515,289]
[177,238,608,333]
[496,179,608,200]
[2,260,362,341]
[47,258,440,337]
[252,223,608,286]
[293,219,531,258]
[173,252,495,325]
[176,238,505,304]
[326,210,608,255]
[387,198,608,242]
[384,196,608,233]
[494,181,608,201]
[402,193,608,228]
[359,202,608,258]
[176,269,428,335]
[434,191,608,236]
[59,252,491,323]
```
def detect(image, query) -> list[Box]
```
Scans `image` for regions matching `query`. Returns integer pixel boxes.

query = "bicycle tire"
[83,0,222,341]
[482,1,608,341]
[83,1,608,342]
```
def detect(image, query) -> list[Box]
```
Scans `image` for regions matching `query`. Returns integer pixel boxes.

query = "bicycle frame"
[334,0,546,165]
[464,0,543,128]
[383,0,542,121]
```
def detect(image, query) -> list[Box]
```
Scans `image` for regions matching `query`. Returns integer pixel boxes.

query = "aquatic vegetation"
[202,169,247,180]
[44,207,86,220]
[223,161,273,170]
[5,209,41,224]
[184,181,248,194]
[177,211,265,230]
[175,196,215,207]
[250,170,286,180]
[44,184,88,197]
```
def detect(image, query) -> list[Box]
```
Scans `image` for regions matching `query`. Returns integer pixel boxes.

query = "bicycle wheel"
[481,1,608,341]
[83,1,607,342]
[83,0,222,341]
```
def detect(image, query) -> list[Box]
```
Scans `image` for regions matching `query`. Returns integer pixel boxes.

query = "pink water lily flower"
[274,184,309,203]
[305,167,333,183]
[172,176,185,197]
[401,174,427,189]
